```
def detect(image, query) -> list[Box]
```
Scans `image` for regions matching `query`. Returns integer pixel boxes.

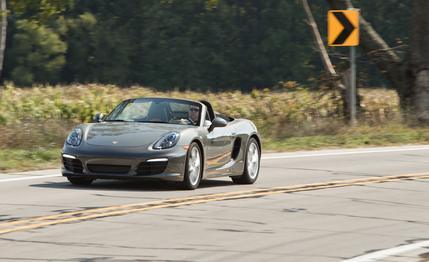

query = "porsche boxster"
[62,97,261,189]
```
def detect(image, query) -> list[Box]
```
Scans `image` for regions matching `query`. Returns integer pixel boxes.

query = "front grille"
[136,161,168,176]
[63,158,83,174]
[87,164,131,174]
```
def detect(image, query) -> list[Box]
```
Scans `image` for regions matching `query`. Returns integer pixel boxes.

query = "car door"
[205,113,234,175]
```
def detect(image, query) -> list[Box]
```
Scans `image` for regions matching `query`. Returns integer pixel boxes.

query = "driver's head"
[188,105,199,123]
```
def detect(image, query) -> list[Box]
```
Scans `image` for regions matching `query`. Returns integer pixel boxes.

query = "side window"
[200,100,215,121]
[216,113,232,122]
[206,111,211,122]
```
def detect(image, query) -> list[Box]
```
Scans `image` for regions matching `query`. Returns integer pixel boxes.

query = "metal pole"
[350,46,356,124]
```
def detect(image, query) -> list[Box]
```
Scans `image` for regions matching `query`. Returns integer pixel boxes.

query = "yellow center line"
[1,172,428,235]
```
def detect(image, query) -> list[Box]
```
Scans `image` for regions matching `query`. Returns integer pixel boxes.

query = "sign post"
[350,45,356,124]
[328,9,359,124]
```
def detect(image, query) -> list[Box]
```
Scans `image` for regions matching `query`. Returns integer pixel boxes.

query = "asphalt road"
[1,145,429,262]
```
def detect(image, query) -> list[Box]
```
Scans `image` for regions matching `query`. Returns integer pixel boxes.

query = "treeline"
[3,0,409,89]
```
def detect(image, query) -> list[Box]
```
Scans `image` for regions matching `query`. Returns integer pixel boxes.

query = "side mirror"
[93,113,105,123]
[208,117,227,132]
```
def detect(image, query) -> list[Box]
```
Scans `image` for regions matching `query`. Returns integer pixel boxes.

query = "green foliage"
[9,20,66,86]
[264,124,429,151]
[63,12,97,82]
[9,0,74,21]
[0,148,60,171]
[1,0,413,89]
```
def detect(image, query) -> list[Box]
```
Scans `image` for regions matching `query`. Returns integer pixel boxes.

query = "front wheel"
[182,142,203,190]
[231,138,260,184]
[67,176,94,186]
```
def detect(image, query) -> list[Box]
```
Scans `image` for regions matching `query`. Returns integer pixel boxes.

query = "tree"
[62,12,97,83]
[326,0,429,122]
[0,0,7,79]
[410,0,429,122]
[2,0,73,84]
[1,0,420,94]
[9,20,66,85]
[9,0,74,21]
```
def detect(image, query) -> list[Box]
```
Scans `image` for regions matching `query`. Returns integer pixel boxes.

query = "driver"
[188,105,200,125]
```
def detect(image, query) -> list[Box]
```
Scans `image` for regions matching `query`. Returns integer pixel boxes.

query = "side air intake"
[231,137,241,160]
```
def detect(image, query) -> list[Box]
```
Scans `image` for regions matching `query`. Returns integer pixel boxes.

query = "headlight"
[153,132,180,149]
[66,128,83,146]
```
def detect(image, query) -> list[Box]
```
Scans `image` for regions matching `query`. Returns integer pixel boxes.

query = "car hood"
[85,122,189,147]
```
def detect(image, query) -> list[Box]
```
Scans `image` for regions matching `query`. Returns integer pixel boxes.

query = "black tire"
[181,142,203,190]
[67,176,94,186]
[231,137,260,184]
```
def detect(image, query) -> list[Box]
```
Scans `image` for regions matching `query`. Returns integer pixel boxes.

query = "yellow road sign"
[328,10,359,46]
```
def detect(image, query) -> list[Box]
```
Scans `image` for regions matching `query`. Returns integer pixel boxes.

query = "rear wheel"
[182,142,202,190]
[67,176,94,186]
[231,138,260,184]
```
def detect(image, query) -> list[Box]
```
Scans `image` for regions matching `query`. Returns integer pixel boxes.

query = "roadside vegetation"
[1,2,427,172]
[0,148,59,172]
[1,84,428,172]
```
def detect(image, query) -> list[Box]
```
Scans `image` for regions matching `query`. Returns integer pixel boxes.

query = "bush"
[0,84,401,149]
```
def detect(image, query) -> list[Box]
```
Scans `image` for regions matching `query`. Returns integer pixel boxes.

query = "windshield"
[104,98,202,126]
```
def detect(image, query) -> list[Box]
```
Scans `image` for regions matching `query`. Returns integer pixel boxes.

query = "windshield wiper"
[137,120,169,124]
[104,119,132,122]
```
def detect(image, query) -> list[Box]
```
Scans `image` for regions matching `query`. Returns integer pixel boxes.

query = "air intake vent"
[137,161,168,176]
[231,138,242,160]
[63,158,83,174]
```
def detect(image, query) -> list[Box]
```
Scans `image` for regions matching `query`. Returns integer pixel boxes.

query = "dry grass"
[0,84,401,149]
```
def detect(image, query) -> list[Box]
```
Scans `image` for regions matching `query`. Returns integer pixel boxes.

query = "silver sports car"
[62,97,261,189]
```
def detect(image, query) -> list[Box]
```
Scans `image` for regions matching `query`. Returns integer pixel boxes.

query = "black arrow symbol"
[332,12,355,45]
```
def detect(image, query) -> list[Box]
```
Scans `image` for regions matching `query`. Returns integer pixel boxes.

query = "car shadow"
[30,178,237,192]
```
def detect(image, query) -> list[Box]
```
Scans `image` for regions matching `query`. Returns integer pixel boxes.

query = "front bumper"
[61,147,187,182]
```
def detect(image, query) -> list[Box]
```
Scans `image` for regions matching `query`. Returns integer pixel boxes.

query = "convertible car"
[62,97,261,189]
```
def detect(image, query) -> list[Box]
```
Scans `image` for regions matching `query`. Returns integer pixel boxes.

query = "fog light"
[146,158,168,162]
[62,154,76,159]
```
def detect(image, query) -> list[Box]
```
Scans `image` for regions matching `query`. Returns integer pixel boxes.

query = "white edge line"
[0,174,60,183]
[261,147,429,160]
[343,240,429,262]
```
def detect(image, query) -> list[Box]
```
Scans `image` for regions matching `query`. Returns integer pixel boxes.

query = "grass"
[264,124,429,151]
[1,124,429,172]
[0,148,60,172]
